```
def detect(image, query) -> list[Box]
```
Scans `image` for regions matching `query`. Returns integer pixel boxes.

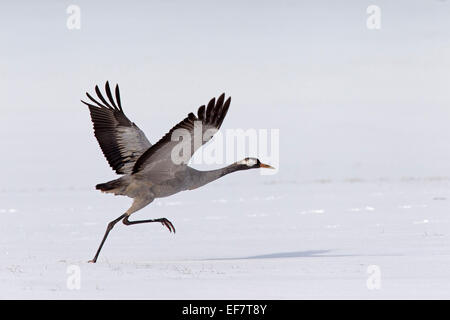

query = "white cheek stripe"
[237,158,257,166]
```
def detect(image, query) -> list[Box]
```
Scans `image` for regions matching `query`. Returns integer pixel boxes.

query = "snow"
[1,179,449,299]
[1,0,450,300]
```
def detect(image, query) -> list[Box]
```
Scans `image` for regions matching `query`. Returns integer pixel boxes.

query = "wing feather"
[82,81,152,174]
[132,93,230,175]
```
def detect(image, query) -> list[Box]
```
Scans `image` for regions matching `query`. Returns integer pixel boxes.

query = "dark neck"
[188,163,248,190]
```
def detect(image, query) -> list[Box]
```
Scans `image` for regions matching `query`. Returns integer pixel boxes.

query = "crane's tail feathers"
[96,178,127,195]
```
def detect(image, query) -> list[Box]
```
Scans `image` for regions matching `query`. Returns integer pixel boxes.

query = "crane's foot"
[155,218,176,233]
[122,215,176,233]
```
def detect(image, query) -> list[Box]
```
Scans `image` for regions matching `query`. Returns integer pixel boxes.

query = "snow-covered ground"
[1,0,450,300]
[1,178,449,299]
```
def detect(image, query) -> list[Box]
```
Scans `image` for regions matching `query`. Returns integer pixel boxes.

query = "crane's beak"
[260,163,275,169]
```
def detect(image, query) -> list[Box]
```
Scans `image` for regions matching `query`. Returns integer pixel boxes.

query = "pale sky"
[1,0,450,188]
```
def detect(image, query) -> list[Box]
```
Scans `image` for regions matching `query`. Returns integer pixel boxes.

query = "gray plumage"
[82,82,274,263]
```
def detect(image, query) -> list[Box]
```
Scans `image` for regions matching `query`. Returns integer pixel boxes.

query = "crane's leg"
[89,213,126,263]
[88,196,170,263]
[122,215,176,233]
[121,196,175,232]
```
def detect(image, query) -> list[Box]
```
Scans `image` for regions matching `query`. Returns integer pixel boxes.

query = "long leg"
[122,215,176,233]
[89,213,126,263]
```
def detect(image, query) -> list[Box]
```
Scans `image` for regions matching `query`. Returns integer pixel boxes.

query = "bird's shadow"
[203,249,357,261]
[202,250,404,261]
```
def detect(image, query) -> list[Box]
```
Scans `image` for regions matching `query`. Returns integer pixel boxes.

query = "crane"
[82,82,274,263]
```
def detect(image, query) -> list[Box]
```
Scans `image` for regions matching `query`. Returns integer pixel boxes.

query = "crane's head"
[236,157,275,170]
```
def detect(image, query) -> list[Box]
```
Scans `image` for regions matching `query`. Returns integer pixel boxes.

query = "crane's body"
[82,82,274,263]
[98,164,245,198]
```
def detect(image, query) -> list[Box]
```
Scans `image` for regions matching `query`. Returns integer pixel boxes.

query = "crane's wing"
[132,94,231,178]
[81,82,152,175]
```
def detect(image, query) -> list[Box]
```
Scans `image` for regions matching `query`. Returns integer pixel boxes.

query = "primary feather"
[81,82,152,174]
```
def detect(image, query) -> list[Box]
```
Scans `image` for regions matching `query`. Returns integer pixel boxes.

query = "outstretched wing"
[132,93,231,177]
[81,81,152,175]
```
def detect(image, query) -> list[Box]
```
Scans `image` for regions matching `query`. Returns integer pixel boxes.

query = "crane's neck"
[187,163,249,190]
